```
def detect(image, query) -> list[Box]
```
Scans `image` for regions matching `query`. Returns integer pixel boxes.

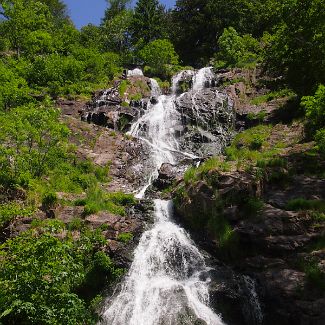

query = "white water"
[193,67,215,92]
[127,68,144,77]
[100,68,225,325]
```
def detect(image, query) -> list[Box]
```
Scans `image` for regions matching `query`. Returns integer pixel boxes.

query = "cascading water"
[100,68,226,325]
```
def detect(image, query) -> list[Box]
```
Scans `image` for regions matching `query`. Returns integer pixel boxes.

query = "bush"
[0,220,121,324]
[139,39,179,78]
[315,129,325,156]
[117,232,133,243]
[0,61,32,110]
[42,192,58,208]
[0,104,69,186]
[214,27,261,69]
[0,202,34,228]
[302,84,325,133]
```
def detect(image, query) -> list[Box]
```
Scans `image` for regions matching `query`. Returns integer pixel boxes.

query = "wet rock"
[175,88,235,156]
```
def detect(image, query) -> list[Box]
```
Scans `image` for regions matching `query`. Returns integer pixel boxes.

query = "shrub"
[42,192,58,208]
[117,232,133,243]
[315,129,325,156]
[302,84,325,133]
[139,39,179,78]
[0,221,121,324]
[214,27,261,69]
[0,202,34,228]
[68,217,86,231]
[285,198,325,212]
[0,61,32,110]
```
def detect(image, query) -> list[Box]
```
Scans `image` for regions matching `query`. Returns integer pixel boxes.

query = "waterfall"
[127,68,144,77]
[100,68,227,325]
[192,67,215,92]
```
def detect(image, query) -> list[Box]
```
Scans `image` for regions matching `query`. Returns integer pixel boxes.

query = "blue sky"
[63,0,176,29]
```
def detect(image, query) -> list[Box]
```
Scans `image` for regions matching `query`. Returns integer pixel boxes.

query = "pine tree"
[131,0,167,45]
[102,0,131,22]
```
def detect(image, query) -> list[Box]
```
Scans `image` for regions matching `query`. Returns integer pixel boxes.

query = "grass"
[184,157,231,185]
[117,232,133,243]
[81,187,136,216]
[251,88,296,105]
[247,110,267,122]
[302,259,325,290]
[242,197,264,217]
[118,80,130,97]
[285,198,325,212]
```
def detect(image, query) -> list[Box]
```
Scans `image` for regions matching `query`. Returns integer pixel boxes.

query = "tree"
[102,9,133,53]
[0,104,69,185]
[264,0,325,95]
[139,39,179,77]
[214,27,260,69]
[102,0,131,22]
[0,0,54,57]
[80,24,103,50]
[0,61,31,110]
[132,0,167,45]
[39,0,69,27]
[171,0,289,66]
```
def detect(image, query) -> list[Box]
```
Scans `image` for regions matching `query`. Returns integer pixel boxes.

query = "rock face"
[80,76,151,132]
[175,88,235,156]
[173,167,325,325]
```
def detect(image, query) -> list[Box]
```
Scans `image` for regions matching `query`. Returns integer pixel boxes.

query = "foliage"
[0,220,120,324]
[0,104,69,186]
[0,0,54,57]
[285,198,325,212]
[251,88,296,105]
[83,186,136,216]
[0,202,34,228]
[42,192,58,208]
[0,61,32,110]
[214,27,261,69]
[132,0,167,45]
[184,157,231,185]
[139,39,179,77]
[117,232,133,243]
[102,0,131,22]
[102,9,133,53]
[263,0,325,95]
[315,129,325,157]
[302,84,325,133]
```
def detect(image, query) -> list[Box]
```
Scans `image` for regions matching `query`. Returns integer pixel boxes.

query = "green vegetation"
[214,27,261,69]
[117,232,134,243]
[0,0,325,321]
[301,85,325,156]
[251,89,296,105]
[75,187,135,216]
[140,39,179,78]
[225,125,274,163]
[285,198,325,213]
[0,202,34,228]
[0,219,122,324]
[184,157,231,185]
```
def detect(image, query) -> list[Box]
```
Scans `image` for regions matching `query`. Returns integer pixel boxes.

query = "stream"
[100,68,228,325]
